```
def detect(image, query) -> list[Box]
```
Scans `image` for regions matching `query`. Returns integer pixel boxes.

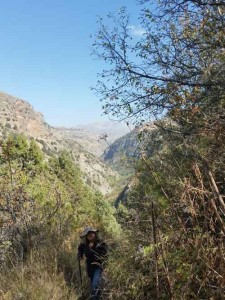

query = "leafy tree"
[92,1,225,124]
[28,139,44,166]
[93,1,225,299]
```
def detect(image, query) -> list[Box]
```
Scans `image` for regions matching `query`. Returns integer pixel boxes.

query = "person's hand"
[77,253,83,260]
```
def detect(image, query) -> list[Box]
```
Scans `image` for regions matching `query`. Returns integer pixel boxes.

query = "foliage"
[92,0,225,125]
[104,117,225,298]
[93,1,225,299]
[0,134,121,299]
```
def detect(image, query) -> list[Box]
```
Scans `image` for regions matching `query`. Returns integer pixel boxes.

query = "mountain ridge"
[0,91,119,195]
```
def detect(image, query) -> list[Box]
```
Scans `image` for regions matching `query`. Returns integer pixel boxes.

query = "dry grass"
[0,249,79,300]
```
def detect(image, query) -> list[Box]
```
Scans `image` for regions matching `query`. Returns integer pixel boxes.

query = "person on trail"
[77,227,108,299]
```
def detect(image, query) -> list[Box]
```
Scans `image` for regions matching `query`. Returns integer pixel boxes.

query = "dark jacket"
[78,239,108,278]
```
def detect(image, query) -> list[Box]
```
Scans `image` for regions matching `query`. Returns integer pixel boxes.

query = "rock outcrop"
[102,124,157,174]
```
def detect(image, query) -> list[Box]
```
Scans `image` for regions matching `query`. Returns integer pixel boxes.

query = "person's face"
[87,232,96,242]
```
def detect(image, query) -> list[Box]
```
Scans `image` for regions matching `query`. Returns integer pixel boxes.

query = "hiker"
[77,227,108,299]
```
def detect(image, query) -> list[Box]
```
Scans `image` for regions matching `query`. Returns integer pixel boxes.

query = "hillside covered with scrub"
[0,134,121,299]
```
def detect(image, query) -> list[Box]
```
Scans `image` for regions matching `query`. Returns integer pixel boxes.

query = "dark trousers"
[88,266,103,299]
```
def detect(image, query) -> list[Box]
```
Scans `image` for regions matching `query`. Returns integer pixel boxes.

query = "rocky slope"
[0,92,52,137]
[0,91,118,195]
[102,124,157,174]
[54,127,107,157]
[103,130,140,162]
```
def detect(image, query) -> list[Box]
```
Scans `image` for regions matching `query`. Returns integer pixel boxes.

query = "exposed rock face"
[103,130,140,162]
[0,91,118,195]
[0,92,51,138]
[102,124,156,162]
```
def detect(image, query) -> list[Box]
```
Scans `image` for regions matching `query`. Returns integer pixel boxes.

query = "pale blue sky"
[0,0,142,126]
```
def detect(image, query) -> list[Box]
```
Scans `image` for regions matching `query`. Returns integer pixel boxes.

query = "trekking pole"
[78,255,83,286]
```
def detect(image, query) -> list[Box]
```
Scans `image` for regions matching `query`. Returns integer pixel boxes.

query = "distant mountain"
[0,91,118,195]
[54,127,107,157]
[75,120,131,143]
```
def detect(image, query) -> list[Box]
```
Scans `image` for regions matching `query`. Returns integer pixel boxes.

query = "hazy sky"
[0,0,143,126]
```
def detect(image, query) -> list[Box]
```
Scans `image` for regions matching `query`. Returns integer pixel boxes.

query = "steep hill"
[0,91,118,195]
[103,130,139,162]
[102,124,157,174]
[0,91,52,137]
